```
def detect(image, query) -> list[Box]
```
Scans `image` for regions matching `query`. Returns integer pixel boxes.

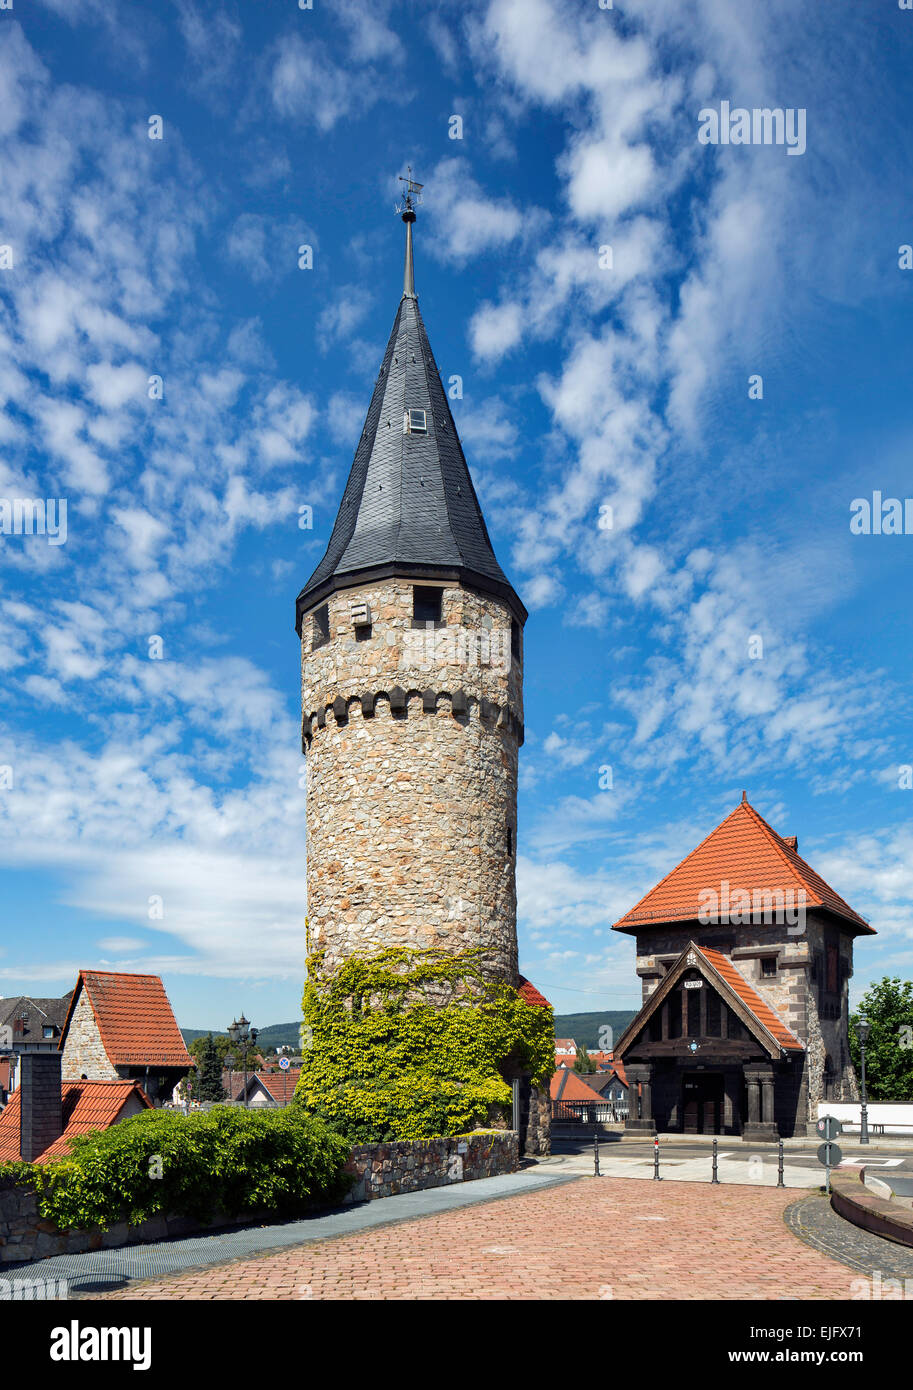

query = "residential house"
[59,970,193,1104]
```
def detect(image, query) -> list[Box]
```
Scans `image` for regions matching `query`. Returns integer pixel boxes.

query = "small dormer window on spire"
[404,408,427,435]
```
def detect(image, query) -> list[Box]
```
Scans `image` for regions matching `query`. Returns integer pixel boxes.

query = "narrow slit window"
[311,604,330,651]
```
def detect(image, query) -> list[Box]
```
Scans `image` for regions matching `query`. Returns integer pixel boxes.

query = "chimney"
[19,1043,63,1162]
[783,835,798,852]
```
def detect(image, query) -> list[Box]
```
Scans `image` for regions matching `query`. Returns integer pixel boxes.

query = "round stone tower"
[296,190,526,988]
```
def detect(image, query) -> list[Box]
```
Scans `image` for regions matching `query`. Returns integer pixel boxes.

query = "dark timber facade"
[613,799,874,1139]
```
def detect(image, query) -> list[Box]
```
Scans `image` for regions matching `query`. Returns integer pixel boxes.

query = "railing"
[552,1099,628,1125]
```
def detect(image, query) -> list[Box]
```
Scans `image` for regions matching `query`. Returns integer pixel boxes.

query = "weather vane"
[395,166,424,220]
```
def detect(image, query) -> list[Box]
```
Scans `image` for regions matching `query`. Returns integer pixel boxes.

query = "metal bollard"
[777,1139,785,1188]
[594,1130,601,1177]
[711,1136,719,1184]
[653,1135,662,1181]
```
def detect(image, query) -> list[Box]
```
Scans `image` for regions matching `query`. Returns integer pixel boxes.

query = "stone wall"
[301,578,522,986]
[0,1132,520,1263]
[60,986,118,1082]
[343,1131,518,1202]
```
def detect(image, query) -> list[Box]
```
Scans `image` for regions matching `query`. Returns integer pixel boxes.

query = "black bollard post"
[653,1134,662,1181]
[777,1139,785,1188]
[711,1136,719,1184]
[594,1129,600,1177]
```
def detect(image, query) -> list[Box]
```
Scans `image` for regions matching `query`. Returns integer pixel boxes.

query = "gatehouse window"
[761,957,777,978]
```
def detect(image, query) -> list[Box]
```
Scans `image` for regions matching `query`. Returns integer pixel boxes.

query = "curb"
[830,1166,913,1249]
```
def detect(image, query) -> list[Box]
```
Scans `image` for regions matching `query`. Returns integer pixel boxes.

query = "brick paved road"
[90,1178,859,1301]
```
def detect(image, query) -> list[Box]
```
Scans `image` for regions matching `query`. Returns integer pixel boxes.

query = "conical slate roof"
[295,238,525,633]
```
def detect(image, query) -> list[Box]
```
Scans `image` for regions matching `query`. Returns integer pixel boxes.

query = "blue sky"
[0,0,911,1029]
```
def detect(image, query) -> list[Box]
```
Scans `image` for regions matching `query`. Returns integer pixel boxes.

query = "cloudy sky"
[0,0,911,1029]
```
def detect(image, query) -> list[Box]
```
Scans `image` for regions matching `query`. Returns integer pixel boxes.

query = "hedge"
[0,1105,351,1232]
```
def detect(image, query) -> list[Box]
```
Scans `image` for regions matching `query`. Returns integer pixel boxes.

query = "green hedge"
[0,1105,351,1232]
[294,946,555,1143]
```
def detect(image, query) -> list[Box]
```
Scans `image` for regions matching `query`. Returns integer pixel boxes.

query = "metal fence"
[552,1099,627,1125]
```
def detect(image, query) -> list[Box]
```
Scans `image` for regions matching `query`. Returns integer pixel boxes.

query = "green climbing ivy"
[293,946,554,1143]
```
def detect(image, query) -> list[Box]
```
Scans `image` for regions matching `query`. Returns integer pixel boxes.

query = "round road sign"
[817,1115,843,1140]
[817,1141,843,1167]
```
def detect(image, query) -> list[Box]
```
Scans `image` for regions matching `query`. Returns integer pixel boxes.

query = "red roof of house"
[550,1069,606,1102]
[0,1079,152,1164]
[518,977,551,1009]
[62,971,193,1068]
[255,1070,301,1105]
[696,945,804,1052]
[613,799,872,933]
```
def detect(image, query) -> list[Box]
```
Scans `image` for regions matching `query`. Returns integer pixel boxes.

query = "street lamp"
[227,1015,258,1107]
[856,1016,870,1145]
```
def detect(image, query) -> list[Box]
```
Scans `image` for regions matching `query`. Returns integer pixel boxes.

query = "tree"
[849,977,913,1102]
[188,1032,259,1072]
[574,1044,593,1073]
[197,1033,225,1103]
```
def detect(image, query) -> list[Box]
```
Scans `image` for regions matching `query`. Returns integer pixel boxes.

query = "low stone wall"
[830,1167,913,1249]
[344,1131,518,1202]
[0,1130,519,1264]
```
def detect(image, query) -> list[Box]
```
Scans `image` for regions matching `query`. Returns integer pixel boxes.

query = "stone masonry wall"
[343,1132,518,1201]
[60,987,118,1082]
[0,1133,519,1262]
[301,578,522,985]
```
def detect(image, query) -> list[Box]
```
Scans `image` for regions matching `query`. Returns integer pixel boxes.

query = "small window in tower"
[412,586,442,627]
[311,604,330,652]
[510,619,520,661]
[506,824,513,857]
[761,956,777,978]
[404,408,427,434]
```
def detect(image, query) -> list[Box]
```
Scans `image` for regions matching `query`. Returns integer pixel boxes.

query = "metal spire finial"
[395,166,423,298]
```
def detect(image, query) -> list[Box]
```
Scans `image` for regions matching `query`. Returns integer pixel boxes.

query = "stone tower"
[296,190,527,989]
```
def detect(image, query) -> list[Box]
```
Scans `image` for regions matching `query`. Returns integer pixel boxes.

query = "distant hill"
[182,1013,638,1054]
[181,1022,303,1051]
[552,1011,638,1050]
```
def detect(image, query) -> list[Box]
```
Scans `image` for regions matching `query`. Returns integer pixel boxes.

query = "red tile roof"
[696,945,804,1051]
[62,971,193,1068]
[255,1070,301,1105]
[613,799,872,934]
[550,1069,606,1102]
[518,977,551,1009]
[0,1079,152,1164]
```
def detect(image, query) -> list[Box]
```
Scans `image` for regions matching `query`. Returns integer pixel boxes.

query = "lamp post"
[856,1016,870,1145]
[227,1016,259,1108]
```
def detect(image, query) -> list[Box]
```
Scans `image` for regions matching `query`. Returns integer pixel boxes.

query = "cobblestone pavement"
[785,1191,913,1280]
[88,1177,861,1301]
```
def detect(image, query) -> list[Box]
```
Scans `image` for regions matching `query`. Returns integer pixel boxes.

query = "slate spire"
[295,184,525,633]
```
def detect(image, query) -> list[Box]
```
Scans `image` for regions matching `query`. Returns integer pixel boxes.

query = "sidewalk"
[4,1165,580,1295]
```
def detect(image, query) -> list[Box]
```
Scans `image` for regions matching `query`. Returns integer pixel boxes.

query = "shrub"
[294,946,554,1143]
[0,1105,351,1232]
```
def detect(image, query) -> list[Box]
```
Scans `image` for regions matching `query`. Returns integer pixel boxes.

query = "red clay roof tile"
[63,971,193,1068]
[613,799,871,934]
[0,1079,152,1164]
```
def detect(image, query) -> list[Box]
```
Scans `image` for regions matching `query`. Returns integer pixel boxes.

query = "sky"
[0,0,911,1029]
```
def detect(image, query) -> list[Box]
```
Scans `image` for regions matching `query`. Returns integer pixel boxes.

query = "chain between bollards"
[594,1128,601,1177]
[653,1134,662,1180]
[777,1138,785,1188]
[711,1136,720,1184]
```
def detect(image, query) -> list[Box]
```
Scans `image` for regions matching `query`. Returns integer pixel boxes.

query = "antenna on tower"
[396,166,423,298]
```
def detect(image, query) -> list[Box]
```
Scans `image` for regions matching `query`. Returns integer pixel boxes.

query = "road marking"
[838,1158,904,1168]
